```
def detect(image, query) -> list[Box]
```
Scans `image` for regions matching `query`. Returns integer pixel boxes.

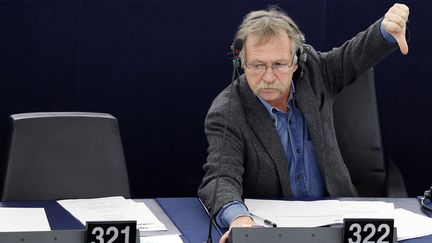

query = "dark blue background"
[0,0,430,198]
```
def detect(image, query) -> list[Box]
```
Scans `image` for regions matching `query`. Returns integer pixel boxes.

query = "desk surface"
[156,197,432,243]
[1,197,431,243]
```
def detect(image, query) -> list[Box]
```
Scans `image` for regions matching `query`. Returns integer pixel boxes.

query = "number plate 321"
[343,218,395,243]
[86,221,137,243]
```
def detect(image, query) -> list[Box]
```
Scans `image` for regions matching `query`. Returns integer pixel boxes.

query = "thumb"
[394,30,408,55]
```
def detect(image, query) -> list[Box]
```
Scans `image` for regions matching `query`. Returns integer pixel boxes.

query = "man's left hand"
[382,3,410,55]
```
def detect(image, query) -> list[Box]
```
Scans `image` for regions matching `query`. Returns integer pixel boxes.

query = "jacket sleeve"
[198,86,246,217]
[315,18,398,94]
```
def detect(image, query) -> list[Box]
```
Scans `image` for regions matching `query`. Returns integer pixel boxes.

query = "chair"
[333,69,407,197]
[1,112,131,201]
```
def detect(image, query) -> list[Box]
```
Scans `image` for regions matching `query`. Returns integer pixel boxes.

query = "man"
[198,3,409,242]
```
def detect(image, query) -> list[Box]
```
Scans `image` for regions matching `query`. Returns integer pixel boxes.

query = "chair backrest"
[1,112,131,201]
[333,69,406,197]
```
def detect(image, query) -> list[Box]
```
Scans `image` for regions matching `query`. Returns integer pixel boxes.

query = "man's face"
[243,31,298,110]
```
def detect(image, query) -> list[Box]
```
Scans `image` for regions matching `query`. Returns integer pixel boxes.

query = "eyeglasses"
[244,58,295,75]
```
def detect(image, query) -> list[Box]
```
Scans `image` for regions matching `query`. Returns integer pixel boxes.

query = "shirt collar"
[258,82,296,117]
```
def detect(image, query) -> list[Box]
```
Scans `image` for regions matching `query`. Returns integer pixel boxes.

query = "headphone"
[230,38,243,69]
[295,45,308,65]
[230,7,308,69]
[421,187,432,211]
[230,39,308,77]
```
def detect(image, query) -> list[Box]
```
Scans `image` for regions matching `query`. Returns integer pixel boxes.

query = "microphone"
[206,39,243,243]
[421,187,432,211]
[230,39,244,68]
[231,39,243,54]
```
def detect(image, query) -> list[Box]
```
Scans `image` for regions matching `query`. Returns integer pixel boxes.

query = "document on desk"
[394,208,432,240]
[245,199,432,241]
[57,196,167,234]
[245,199,395,227]
[140,234,183,243]
[0,208,51,232]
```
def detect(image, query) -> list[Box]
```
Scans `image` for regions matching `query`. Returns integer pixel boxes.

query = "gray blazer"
[198,19,397,216]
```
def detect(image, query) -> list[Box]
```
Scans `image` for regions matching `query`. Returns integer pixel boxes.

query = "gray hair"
[235,6,305,66]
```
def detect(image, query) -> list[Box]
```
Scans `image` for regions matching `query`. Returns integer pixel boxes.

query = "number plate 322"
[343,218,395,243]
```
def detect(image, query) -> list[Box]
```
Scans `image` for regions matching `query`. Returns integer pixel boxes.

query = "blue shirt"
[215,21,397,228]
[258,84,324,197]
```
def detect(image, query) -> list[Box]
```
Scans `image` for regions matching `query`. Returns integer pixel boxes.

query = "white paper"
[0,208,51,232]
[245,199,432,241]
[394,208,432,240]
[338,201,395,220]
[57,196,167,234]
[246,199,342,227]
[140,234,183,243]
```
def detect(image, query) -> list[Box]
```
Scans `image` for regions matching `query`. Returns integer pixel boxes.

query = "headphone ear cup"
[293,54,298,65]
[294,48,303,65]
[294,47,307,65]
[234,56,241,68]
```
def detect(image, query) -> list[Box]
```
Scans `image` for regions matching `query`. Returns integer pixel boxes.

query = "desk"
[1,198,431,243]
[156,197,432,243]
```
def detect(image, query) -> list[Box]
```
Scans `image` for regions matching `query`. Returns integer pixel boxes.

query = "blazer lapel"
[237,76,291,196]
